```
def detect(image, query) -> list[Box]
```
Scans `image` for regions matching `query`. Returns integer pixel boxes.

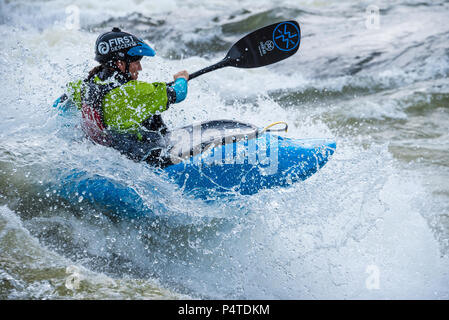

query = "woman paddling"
[54,27,189,166]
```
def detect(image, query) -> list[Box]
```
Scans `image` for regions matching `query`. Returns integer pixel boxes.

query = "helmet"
[95,27,155,64]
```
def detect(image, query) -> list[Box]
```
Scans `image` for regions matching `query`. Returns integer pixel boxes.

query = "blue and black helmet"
[95,27,155,64]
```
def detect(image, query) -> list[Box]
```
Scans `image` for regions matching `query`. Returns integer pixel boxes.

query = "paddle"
[167,20,301,85]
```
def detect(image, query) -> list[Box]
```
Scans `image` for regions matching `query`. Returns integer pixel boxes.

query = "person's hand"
[173,70,189,81]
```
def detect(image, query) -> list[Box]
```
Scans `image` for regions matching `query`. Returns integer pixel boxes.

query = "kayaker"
[54,27,189,166]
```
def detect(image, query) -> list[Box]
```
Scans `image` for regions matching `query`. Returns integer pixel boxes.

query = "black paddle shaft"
[167,20,301,85]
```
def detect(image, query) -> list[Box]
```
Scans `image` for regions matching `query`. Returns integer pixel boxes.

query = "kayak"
[163,120,336,196]
[49,20,322,218]
[54,107,336,218]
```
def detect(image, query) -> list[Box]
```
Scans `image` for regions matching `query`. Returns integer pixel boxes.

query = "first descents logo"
[98,41,110,54]
[98,36,137,55]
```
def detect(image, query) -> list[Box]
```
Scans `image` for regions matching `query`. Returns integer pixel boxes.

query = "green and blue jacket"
[54,69,188,164]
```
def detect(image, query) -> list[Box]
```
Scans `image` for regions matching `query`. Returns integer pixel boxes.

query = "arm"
[142,71,189,134]
[53,80,84,111]
[53,93,69,109]
[166,70,189,107]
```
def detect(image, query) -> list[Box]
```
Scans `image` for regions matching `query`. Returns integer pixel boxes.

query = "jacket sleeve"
[53,80,83,111]
[166,78,188,109]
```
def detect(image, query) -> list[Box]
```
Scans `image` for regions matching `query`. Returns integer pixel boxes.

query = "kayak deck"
[164,133,336,197]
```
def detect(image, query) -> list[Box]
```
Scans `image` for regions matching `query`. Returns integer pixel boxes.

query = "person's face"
[116,60,142,80]
[128,60,142,80]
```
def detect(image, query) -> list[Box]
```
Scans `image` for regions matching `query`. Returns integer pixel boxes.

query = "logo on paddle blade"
[258,40,275,56]
[264,40,274,51]
[272,22,300,52]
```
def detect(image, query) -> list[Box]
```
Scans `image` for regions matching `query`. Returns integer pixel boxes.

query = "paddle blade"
[226,20,301,68]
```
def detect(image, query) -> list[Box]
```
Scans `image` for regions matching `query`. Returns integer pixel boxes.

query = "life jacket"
[78,70,173,166]
[80,72,127,146]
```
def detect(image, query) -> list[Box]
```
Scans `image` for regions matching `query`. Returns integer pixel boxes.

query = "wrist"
[174,77,187,83]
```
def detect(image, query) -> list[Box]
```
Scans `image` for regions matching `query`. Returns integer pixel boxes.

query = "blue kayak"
[54,113,336,218]
[163,120,336,196]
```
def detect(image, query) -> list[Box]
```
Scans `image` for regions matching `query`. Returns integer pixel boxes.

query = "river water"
[1,0,448,299]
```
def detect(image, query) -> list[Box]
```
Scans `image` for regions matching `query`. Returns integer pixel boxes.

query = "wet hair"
[86,61,131,82]
[87,65,104,81]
